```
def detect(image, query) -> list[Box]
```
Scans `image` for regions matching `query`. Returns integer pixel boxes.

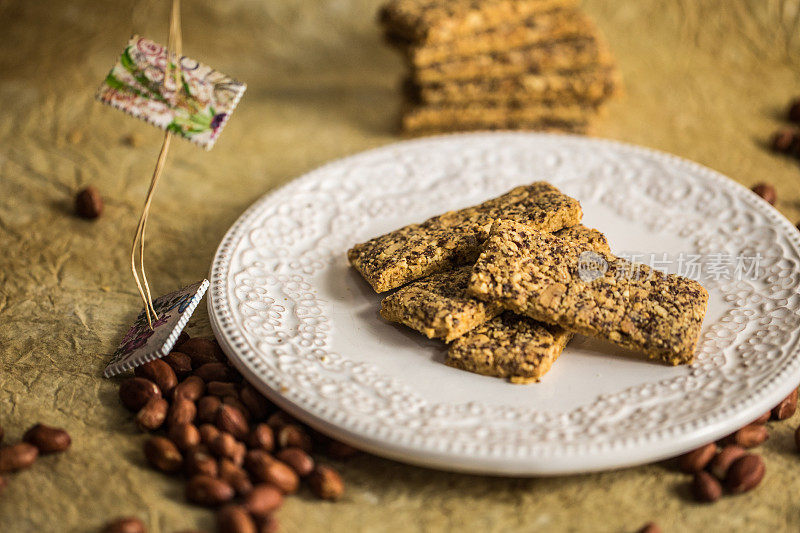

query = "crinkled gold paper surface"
[1,1,799,531]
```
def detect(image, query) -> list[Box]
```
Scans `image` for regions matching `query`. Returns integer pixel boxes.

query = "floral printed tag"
[103,280,209,377]
[97,36,246,150]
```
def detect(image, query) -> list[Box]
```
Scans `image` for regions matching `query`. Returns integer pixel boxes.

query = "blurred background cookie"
[379,0,621,135]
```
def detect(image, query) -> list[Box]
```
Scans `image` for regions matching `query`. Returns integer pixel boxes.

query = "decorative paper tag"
[103,280,209,378]
[96,35,246,150]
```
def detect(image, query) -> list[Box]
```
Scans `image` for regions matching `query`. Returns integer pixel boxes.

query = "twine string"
[131,0,182,328]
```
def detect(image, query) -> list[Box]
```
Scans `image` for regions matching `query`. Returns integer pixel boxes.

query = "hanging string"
[131,0,182,328]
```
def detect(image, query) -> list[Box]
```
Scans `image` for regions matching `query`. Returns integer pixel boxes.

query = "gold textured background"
[1,0,800,531]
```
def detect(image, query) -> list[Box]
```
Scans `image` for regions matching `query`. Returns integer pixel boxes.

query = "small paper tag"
[103,280,209,378]
[96,35,246,150]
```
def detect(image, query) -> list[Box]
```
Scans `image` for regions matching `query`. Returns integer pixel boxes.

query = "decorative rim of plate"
[208,132,800,474]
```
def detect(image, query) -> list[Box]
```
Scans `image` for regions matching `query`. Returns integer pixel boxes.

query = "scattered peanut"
[195,362,236,383]
[788,98,800,123]
[216,405,249,440]
[22,424,71,454]
[771,389,798,420]
[325,440,360,460]
[726,454,765,494]
[277,447,315,477]
[75,186,104,219]
[180,339,225,367]
[0,443,39,473]
[239,385,271,420]
[243,483,284,518]
[247,424,274,452]
[143,437,182,473]
[722,424,768,448]
[199,423,221,445]
[277,424,312,452]
[751,183,777,205]
[167,398,197,428]
[307,465,344,501]
[197,396,223,424]
[211,432,243,464]
[168,423,201,451]
[692,471,722,503]
[266,411,294,429]
[186,474,235,507]
[216,504,257,533]
[795,425,800,453]
[100,516,147,533]
[751,411,771,425]
[184,448,219,478]
[635,522,661,533]
[135,398,169,432]
[208,381,239,397]
[709,445,747,480]
[219,459,254,497]
[770,128,799,154]
[119,378,161,412]
[173,376,205,402]
[162,352,192,378]
[678,442,716,473]
[134,359,178,396]
[264,459,298,494]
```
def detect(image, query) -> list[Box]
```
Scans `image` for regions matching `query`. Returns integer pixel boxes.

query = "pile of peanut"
[0,423,71,491]
[105,334,356,533]
[637,387,800,533]
[678,388,797,503]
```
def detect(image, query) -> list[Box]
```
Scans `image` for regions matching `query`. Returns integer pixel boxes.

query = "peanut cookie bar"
[446,313,573,383]
[379,0,577,44]
[557,223,611,257]
[401,101,595,135]
[390,9,597,67]
[408,65,620,105]
[380,224,610,341]
[468,220,709,365]
[412,37,613,84]
[380,266,503,341]
[348,183,581,293]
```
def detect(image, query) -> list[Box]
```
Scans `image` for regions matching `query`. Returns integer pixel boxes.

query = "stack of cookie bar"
[348,183,708,383]
[379,0,620,135]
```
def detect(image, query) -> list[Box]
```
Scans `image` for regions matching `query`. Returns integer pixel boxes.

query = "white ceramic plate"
[208,133,800,475]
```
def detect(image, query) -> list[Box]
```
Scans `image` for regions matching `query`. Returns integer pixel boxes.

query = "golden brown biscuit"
[379,224,610,341]
[401,101,596,135]
[389,9,597,66]
[446,313,573,382]
[468,220,709,365]
[408,65,620,106]
[411,37,613,84]
[379,0,578,44]
[348,183,582,292]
